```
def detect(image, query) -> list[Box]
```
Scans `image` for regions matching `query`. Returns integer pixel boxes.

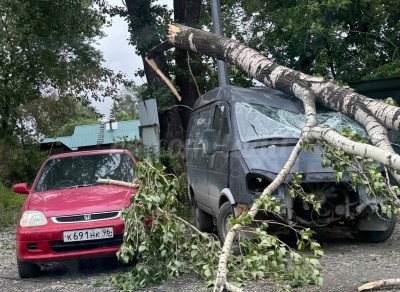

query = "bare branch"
[358,278,400,291]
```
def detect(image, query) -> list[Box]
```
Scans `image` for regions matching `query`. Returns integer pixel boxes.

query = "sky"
[92,0,172,119]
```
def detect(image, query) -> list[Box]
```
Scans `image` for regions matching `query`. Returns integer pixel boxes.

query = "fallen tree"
[140,24,400,291]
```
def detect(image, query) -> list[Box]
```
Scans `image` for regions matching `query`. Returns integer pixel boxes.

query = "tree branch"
[358,278,400,291]
[214,139,304,292]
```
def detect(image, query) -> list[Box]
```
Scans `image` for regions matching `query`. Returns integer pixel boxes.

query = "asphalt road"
[1,225,400,291]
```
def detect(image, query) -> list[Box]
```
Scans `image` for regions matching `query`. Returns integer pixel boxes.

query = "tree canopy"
[223,0,400,81]
[0,0,123,139]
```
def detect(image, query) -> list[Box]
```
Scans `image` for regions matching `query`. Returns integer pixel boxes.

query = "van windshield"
[235,102,366,142]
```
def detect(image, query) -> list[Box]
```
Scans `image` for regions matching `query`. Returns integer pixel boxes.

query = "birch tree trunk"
[162,24,400,169]
[146,23,400,291]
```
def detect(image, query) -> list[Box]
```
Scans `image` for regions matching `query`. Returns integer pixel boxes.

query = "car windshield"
[235,102,366,142]
[34,153,135,192]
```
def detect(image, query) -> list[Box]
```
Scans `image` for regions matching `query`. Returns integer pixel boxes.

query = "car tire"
[353,216,397,243]
[17,259,40,278]
[191,199,214,232]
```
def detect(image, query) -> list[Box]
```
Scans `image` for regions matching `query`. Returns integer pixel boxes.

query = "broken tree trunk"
[146,23,400,291]
[167,24,398,152]
[147,23,400,170]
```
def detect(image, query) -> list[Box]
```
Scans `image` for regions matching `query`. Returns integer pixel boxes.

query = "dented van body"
[186,85,396,243]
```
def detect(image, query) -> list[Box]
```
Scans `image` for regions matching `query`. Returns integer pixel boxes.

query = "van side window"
[186,113,196,147]
[212,103,229,145]
[194,109,210,146]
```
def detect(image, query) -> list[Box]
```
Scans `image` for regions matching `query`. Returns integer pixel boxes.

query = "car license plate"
[63,227,113,242]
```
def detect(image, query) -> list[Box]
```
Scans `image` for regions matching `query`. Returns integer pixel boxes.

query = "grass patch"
[0,184,26,226]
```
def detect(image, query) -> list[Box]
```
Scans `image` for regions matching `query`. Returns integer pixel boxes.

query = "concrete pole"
[211,0,229,86]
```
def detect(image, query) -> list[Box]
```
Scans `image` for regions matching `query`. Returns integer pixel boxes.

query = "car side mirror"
[202,129,217,155]
[13,183,30,195]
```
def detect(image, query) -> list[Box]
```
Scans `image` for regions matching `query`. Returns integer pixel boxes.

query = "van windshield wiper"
[245,137,299,143]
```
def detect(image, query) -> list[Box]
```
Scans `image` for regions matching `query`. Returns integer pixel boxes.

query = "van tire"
[17,259,40,278]
[353,216,397,243]
[217,202,234,244]
[217,202,240,253]
[192,199,214,232]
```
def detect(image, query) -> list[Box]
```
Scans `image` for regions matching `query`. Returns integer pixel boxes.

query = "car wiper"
[246,137,299,143]
[63,183,98,189]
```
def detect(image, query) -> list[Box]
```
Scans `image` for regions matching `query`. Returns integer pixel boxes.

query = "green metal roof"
[41,120,140,150]
[103,120,141,144]
[348,77,400,101]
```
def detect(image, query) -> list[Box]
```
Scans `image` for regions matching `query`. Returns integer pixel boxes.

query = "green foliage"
[288,173,322,212]
[0,139,46,186]
[116,138,189,218]
[110,85,140,121]
[0,183,25,226]
[223,0,400,81]
[384,97,398,107]
[16,95,100,138]
[238,226,323,288]
[107,1,172,56]
[363,59,400,80]
[112,161,323,290]
[56,118,100,137]
[319,129,400,217]
[112,161,221,290]
[0,0,123,139]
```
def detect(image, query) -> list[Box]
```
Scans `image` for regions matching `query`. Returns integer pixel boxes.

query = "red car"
[13,149,137,278]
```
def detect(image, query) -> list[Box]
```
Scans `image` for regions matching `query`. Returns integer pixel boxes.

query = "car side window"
[212,103,230,145]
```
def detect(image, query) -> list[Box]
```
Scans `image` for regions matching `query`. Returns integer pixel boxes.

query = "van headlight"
[246,174,271,197]
[20,211,48,227]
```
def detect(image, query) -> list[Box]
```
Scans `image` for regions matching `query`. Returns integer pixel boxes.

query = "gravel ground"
[1,225,399,292]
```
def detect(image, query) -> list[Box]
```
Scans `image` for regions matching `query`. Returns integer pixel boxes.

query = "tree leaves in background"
[0,0,124,139]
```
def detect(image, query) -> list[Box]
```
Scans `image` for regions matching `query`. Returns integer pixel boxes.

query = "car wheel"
[17,259,40,278]
[191,199,214,232]
[353,216,397,243]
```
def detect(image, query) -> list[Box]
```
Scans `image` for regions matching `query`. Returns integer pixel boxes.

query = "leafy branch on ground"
[110,161,323,291]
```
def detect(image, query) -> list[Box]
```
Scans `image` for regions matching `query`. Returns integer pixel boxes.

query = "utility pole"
[211,0,229,86]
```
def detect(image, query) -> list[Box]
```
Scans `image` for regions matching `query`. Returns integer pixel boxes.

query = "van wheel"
[217,202,240,254]
[191,199,214,232]
[217,202,234,244]
[353,216,397,243]
[17,259,40,278]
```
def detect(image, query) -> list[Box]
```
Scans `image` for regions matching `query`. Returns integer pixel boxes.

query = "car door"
[188,106,212,211]
[207,102,230,215]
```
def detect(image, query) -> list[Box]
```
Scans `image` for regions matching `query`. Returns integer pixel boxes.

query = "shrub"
[0,139,45,186]
[0,184,25,226]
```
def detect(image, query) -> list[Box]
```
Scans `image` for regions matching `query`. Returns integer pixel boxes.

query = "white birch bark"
[358,278,400,291]
[145,24,400,291]
[214,140,305,292]
[167,24,399,156]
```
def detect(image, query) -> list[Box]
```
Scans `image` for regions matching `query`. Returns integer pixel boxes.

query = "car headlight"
[20,211,48,227]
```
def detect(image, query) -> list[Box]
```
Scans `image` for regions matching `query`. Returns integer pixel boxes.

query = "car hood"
[241,145,337,182]
[28,185,136,217]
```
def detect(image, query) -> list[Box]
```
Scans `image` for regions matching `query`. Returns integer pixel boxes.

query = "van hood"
[28,185,136,217]
[241,145,337,182]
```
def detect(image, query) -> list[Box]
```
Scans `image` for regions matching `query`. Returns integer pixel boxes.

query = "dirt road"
[1,225,399,291]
